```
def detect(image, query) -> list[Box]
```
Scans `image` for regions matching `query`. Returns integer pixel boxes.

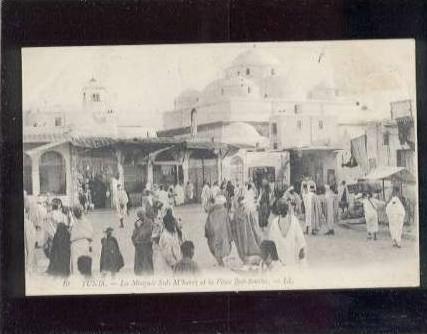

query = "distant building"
[23,78,158,205]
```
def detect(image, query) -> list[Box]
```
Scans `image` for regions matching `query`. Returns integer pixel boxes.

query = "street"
[33,204,418,276]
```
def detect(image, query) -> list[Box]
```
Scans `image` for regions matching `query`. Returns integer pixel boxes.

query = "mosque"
[158,47,362,188]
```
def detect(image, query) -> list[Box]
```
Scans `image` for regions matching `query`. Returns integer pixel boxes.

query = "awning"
[360,166,416,183]
[288,146,343,152]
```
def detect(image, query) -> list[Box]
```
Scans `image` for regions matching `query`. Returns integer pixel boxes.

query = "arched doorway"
[230,156,244,185]
[23,153,33,195]
[39,151,66,195]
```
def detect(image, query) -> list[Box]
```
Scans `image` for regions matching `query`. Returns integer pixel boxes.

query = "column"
[64,153,72,206]
[146,158,154,187]
[31,153,40,196]
[216,151,222,183]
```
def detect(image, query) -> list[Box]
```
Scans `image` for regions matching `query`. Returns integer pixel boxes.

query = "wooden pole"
[202,158,205,184]
[382,179,385,201]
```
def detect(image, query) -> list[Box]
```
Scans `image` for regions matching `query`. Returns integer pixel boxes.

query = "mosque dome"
[263,75,306,100]
[221,122,269,147]
[284,59,337,100]
[230,49,281,68]
[175,89,200,110]
[201,76,260,103]
[225,49,282,80]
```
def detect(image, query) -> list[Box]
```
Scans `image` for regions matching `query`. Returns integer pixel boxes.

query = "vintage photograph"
[22,40,418,295]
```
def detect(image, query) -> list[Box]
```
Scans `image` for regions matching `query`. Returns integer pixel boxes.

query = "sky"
[22,40,416,129]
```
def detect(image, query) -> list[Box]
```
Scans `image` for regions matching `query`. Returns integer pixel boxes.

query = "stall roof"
[361,166,416,183]
[28,135,238,155]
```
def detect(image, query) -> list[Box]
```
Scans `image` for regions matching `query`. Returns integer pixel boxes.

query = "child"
[174,241,199,276]
[259,240,283,273]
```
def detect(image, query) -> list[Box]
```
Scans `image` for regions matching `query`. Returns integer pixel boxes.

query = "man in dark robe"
[100,227,124,276]
[257,179,272,229]
[132,209,154,275]
[47,223,71,277]
[205,196,232,266]
[231,196,263,263]
[225,180,235,211]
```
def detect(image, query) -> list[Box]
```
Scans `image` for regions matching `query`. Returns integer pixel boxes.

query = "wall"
[366,122,401,169]
[228,99,272,123]
[270,113,339,149]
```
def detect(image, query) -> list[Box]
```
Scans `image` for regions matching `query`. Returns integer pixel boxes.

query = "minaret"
[82,77,114,124]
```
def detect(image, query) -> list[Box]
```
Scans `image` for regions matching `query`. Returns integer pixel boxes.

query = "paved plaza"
[32,204,418,277]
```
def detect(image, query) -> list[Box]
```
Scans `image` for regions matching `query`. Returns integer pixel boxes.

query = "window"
[248,87,251,94]
[297,120,302,129]
[221,88,224,96]
[319,120,323,129]
[246,68,250,75]
[368,158,377,170]
[273,142,278,149]
[237,71,240,76]
[39,151,66,195]
[92,93,100,102]
[271,123,277,135]
[23,154,32,195]
[383,131,390,146]
[271,68,275,75]
[55,117,62,127]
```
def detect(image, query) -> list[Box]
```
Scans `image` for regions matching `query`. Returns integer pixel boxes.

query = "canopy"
[361,166,416,183]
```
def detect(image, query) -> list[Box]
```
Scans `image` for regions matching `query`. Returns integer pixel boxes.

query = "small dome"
[177,89,200,100]
[202,77,260,102]
[231,49,281,68]
[175,89,200,109]
[82,77,106,91]
[362,72,403,93]
[222,122,269,147]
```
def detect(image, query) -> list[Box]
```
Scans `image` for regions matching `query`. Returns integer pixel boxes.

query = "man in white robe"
[301,183,310,234]
[360,193,384,240]
[174,183,185,206]
[386,191,406,248]
[185,181,194,204]
[201,182,211,213]
[211,181,220,199]
[157,185,169,210]
[268,199,306,267]
[324,185,337,235]
[115,184,129,228]
[24,210,37,274]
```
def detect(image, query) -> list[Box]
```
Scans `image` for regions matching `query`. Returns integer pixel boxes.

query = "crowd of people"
[23,185,201,278]
[200,177,408,272]
[23,175,408,278]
